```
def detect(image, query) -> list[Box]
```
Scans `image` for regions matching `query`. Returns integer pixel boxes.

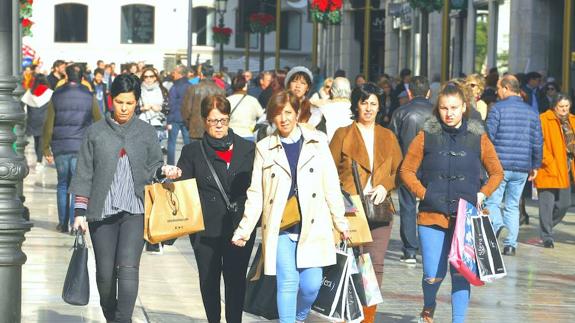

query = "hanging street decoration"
[20,0,34,37]
[212,26,233,44]
[249,12,275,34]
[310,0,343,25]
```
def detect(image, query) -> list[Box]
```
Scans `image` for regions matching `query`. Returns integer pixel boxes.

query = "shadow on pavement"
[379,311,417,322]
[35,309,100,323]
[144,311,199,322]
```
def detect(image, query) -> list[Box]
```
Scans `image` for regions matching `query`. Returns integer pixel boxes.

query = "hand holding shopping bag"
[62,231,90,306]
[448,199,484,286]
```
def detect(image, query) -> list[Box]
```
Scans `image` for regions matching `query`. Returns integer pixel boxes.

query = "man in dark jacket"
[43,64,102,232]
[389,76,433,264]
[181,68,226,141]
[47,60,66,90]
[167,65,191,165]
[485,75,542,256]
[521,71,546,113]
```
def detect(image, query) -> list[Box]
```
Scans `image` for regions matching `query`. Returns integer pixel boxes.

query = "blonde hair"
[464,74,486,94]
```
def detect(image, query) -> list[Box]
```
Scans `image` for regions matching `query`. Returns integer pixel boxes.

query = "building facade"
[319,0,573,89]
[27,0,313,73]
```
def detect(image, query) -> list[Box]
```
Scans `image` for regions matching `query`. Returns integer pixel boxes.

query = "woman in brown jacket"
[534,93,575,248]
[400,82,503,323]
[330,83,403,323]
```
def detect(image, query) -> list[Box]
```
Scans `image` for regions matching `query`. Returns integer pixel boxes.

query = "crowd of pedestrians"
[19,57,575,322]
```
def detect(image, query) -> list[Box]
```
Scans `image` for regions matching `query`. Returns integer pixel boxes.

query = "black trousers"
[190,232,255,323]
[89,213,145,323]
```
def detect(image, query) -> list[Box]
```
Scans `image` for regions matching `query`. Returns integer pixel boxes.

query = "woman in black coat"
[177,94,256,323]
[21,74,52,166]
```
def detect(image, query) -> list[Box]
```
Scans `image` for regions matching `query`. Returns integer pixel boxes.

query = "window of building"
[54,3,88,42]
[121,5,155,44]
[235,9,258,48]
[192,7,215,46]
[280,11,301,50]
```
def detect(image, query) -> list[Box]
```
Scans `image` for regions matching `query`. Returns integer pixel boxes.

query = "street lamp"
[215,0,227,72]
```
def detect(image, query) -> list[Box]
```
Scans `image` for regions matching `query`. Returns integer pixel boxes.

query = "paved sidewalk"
[21,144,575,322]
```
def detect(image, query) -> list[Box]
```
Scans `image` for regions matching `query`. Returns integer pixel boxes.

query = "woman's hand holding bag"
[161,165,182,179]
[366,185,388,205]
[72,216,88,233]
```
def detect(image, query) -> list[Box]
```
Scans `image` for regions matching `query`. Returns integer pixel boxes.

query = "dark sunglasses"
[143,74,156,79]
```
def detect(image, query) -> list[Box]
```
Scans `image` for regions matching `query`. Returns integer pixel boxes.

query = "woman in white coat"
[232,90,349,323]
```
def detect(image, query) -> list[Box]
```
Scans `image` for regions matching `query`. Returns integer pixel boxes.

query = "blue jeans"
[399,184,418,255]
[167,122,190,165]
[484,170,528,248]
[55,154,77,227]
[276,233,322,323]
[419,225,470,323]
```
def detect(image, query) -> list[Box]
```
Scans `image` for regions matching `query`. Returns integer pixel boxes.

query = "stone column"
[486,0,498,70]
[384,3,399,76]
[463,0,476,74]
[0,0,33,321]
[11,0,28,221]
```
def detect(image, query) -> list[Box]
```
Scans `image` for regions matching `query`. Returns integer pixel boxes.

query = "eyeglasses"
[548,87,556,91]
[143,74,156,79]
[206,118,229,126]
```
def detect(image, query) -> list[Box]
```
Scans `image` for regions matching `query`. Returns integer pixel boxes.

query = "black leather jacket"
[389,97,434,154]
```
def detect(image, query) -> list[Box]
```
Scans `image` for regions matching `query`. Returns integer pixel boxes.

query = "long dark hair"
[31,73,50,92]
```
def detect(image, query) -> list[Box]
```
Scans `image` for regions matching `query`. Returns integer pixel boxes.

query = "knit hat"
[284,66,313,88]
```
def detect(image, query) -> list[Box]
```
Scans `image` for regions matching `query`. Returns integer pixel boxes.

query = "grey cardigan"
[69,115,163,222]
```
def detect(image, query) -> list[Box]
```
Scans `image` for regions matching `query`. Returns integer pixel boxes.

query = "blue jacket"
[167,77,190,123]
[486,96,542,172]
[50,83,97,156]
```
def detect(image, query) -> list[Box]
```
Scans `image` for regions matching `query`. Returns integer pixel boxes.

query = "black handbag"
[351,160,395,225]
[62,231,90,306]
[243,244,279,320]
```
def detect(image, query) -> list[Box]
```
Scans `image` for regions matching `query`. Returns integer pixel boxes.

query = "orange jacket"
[535,110,575,189]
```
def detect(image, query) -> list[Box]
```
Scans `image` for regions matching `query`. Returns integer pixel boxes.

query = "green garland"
[20,0,33,37]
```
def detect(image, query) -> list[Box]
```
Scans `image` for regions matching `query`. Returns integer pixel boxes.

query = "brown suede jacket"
[400,120,504,229]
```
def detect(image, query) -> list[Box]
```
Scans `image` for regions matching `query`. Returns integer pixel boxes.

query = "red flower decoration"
[329,0,342,11]
[22,18,33,28]
[27,0,33,4]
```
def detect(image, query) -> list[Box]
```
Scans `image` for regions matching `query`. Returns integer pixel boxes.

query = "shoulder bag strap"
[230,94,247,116]
[199,142,232,209]
[351,160,365,200]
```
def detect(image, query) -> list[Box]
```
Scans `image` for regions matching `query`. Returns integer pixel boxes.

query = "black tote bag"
[243,244,279,320]
[62,232,90,306]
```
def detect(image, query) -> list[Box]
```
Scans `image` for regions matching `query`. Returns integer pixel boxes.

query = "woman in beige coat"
[232,90,349,323]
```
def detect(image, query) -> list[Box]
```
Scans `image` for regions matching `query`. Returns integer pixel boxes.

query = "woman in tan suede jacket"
[330,83,403,323]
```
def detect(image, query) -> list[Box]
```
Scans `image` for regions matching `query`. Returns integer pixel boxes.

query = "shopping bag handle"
[72,231,86,250]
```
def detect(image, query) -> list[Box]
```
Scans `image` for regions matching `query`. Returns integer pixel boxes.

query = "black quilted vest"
[418,118,483,217]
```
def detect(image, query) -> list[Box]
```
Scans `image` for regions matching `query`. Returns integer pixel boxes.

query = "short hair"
[331,77,351,99]
[400,68,412,78]
[500,75,521,94]
[433,82,471,120]
[266,91,301,124]
[111,73,142,100]
[350,83,383,120]
[259,70,273,79]
[334,69,346,78]
[65,64,82,83]
[409,76,430,98]
[232,75,247,92]
[96,60,104,65]
[526,72,542,82]
[174,65,189,77]
[94,68,105,76]
[355,74,366,82]
[552,93,572,109]
[201,94,230,119]
[52,60,66,69]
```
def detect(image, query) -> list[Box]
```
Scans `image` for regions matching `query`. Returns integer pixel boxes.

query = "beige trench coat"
[234,124,348,276]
